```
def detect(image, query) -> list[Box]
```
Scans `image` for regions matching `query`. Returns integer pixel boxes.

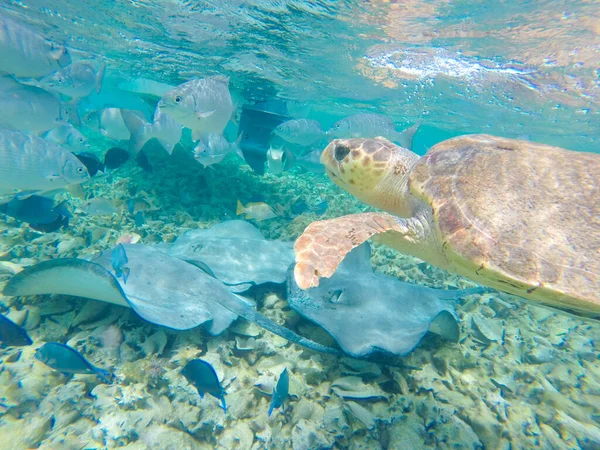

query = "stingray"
[287,243,486,357]
[2,244,337,354]
[169,220,294,293]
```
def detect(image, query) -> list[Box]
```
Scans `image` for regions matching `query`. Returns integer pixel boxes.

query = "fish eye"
[174,96,182,104]
[78,138,84,143]
[77,167,85,174]
[57,77,64,84]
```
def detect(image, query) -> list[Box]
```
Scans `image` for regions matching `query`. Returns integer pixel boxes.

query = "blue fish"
[34,342,112,383]
[0,313,33,347]
[0,195,71,232]
[133,211,146,226]
[268,367,289,416]
[181,359,227,413]
[111,243,131,284]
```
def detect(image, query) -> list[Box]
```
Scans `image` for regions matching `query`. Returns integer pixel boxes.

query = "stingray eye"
[174,96,182,104]
[334,144,351,162]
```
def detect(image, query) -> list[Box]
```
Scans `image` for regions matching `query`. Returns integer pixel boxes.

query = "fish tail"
[95,63,106,94]
[121,110,151,156]
[394,120,422,150]
[236,200,245,216]
[233,133,245,161]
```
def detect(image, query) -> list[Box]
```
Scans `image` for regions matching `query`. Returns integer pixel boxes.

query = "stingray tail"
[435,286,492,300]
[228,294,339,355]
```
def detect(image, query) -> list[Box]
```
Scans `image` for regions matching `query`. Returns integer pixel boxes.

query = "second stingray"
[169,220,294,293]
[287,243,487,357]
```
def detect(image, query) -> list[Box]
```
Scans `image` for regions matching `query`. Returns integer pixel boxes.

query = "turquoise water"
[0,1,599,449]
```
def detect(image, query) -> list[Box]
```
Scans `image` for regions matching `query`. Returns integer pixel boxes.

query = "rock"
[331,376,388,400]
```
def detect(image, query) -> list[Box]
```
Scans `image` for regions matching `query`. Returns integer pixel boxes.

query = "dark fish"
[103,147,130,170]
[268,367,289,416]
[111,244,130,284]
[291,200,309,215]
[34,342,112,383]
[73,152,104,177]
[133,211,146,226]
[181,359,227,413]
[135,149,152,173]
[0,195,71,232]
[313,201,328,215]
[0,313,33,347]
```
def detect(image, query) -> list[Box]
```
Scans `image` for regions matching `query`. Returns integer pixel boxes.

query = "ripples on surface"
[2,0,598,151]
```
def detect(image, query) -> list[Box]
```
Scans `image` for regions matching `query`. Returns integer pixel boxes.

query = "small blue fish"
[268,367,289,416]
[34,342,112,383]
[0,313,33,347]
[181,359,227,413]
[111,243,130,284]
[133,211,146,226]
[0,195,71,232]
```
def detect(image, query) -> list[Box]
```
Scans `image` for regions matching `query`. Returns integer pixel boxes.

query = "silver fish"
[38,61,105,99]
[328,114,420,150]
[266,146,286,175]
[0,76,68,134]
[83,108,138,141]
[271,119,324,146]
[0,130,90,199]
[193,133,243,168]
[158,76,235,141]
[0,14,70,77]
[118,78,175,99]
[79,197,118,216]
[292,148,326,173]
[43,123,89,152]
[122,107,182,156]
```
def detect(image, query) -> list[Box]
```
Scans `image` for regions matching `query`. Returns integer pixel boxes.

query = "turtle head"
[321,137,419,216]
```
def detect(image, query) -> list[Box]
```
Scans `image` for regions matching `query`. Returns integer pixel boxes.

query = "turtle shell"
[409,134,600,315]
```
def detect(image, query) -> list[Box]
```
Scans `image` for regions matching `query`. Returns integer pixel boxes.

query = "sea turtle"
[294,135,600,316]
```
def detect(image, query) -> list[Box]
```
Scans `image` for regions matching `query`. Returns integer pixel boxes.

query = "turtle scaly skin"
[294,135,600,316]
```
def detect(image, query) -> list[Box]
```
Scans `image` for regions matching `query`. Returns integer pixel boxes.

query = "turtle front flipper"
[294,212,414,289]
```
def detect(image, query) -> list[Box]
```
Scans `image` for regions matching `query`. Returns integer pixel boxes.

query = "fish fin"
[199,392,205,399]
[122,267,130,284]
[64,99,82,126]
[232,133,245,161]
[191,129,203,142]
[157,139,175,156]
[122,110,151,156]
[95,63,106,94]
[395,120,422,150]
[268,403,274,417]
[236,200,245,216]
[230,102,238,126]
[211,75,230,85]
[220,396,227,413]
[54,201,72,219]
[196,110,216,120]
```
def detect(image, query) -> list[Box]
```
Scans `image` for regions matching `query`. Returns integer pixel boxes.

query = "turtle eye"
[334,144,351,162]
[174,96,182,104]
